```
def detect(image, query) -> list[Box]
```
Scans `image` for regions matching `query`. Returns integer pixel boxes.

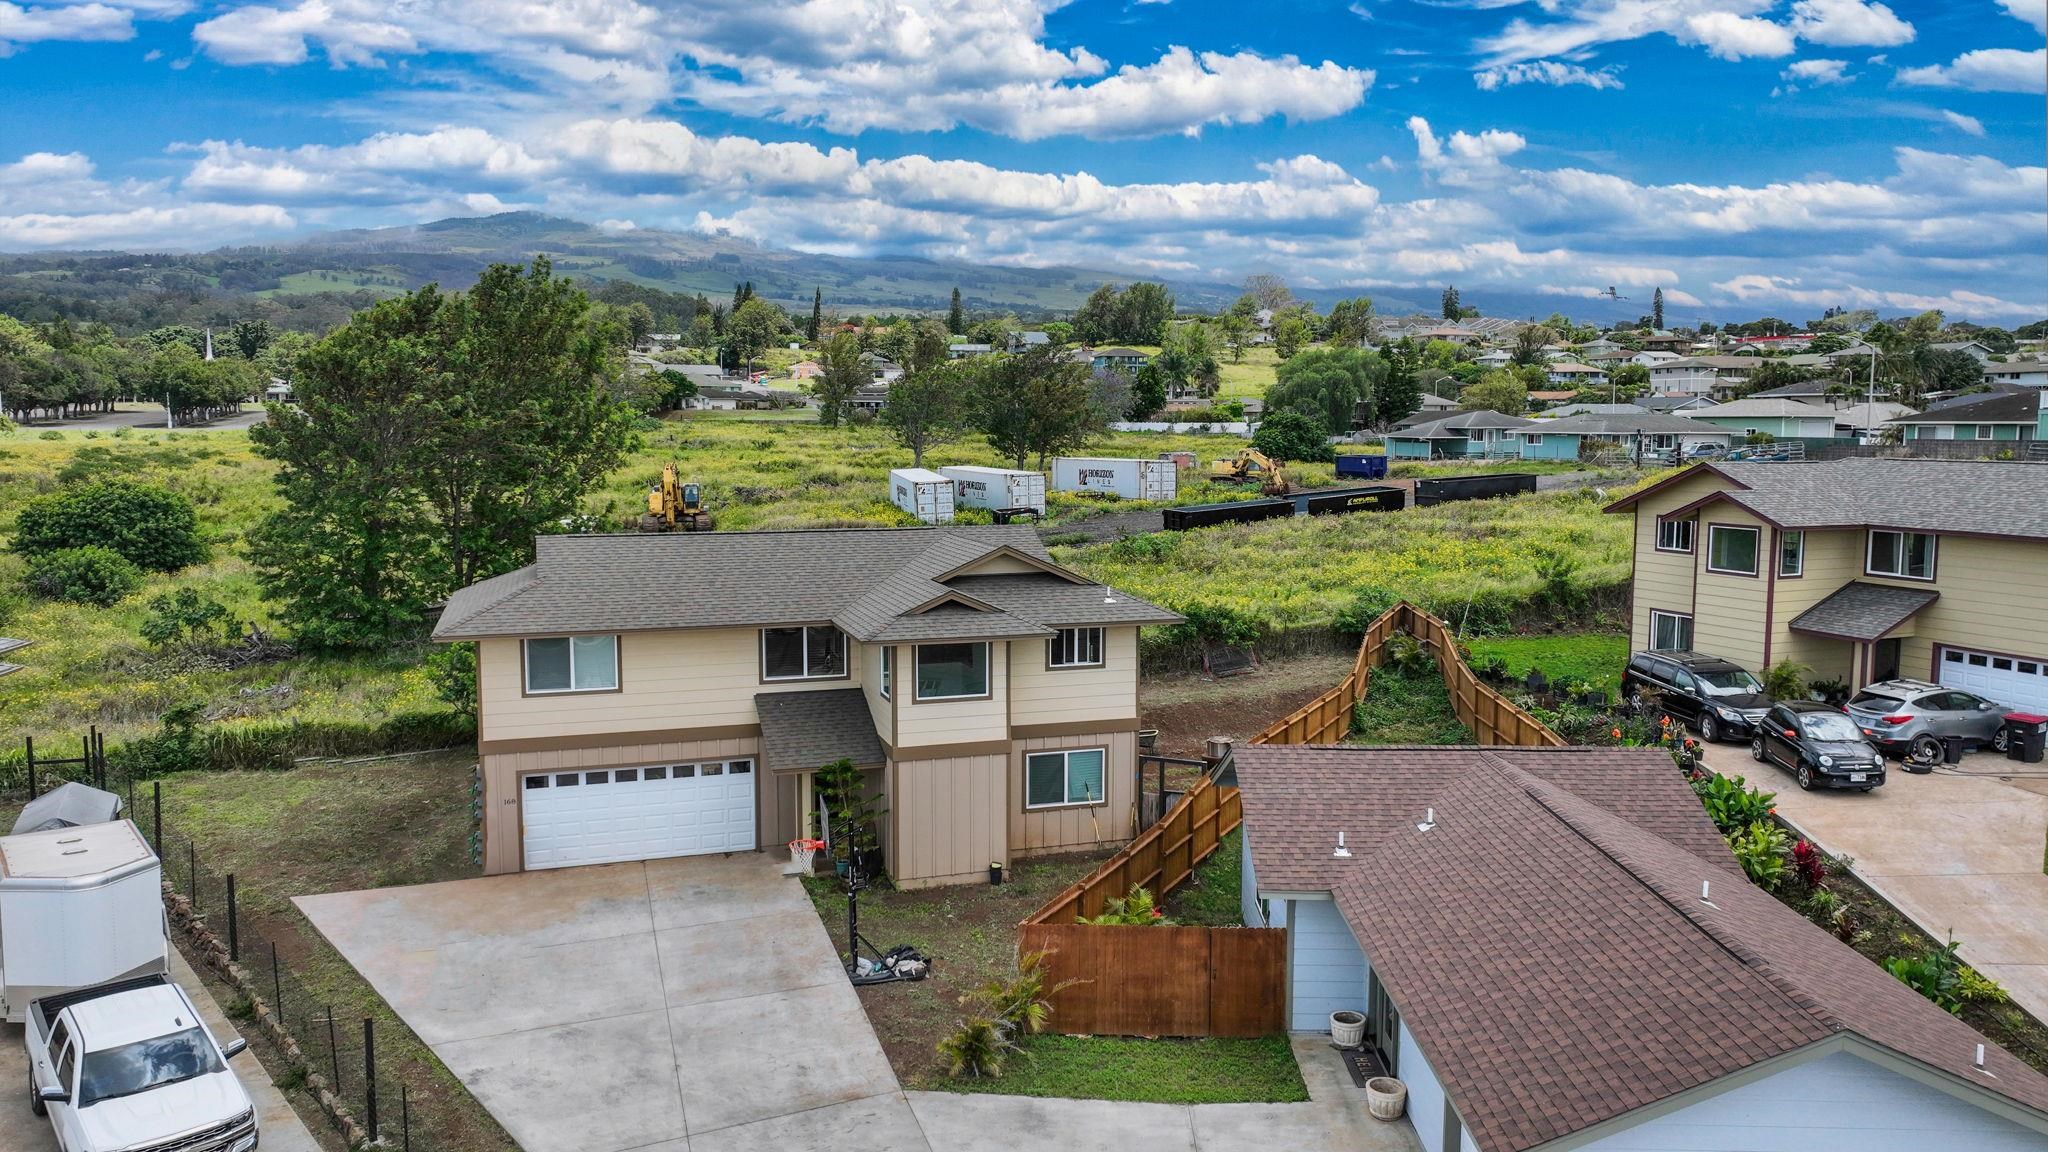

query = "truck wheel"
[1909,734,1942,765]
[29,1077,46,1117]
[1699,714,1720,743]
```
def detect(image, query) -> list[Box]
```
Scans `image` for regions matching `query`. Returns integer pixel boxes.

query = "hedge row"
[0,709,477,789]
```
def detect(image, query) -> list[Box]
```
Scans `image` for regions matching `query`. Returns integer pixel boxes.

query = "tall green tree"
[1324,298,1375,346]
[1374,341,1422,426]
[1153,322,1219,400]
[1650,287,1665,330]
[725,297,782,374]
[809,287,823,342]
[1441,285,1462,321]
[1459,370,1529,416]
[882,361,973,466]
[1268,346,1385,433]
[948,287,965,336]
[812,331,864,427]
[1273,313,1311,360]
[249,260,637,648]
[228,318,275,360]
[1511,325,1548,367]
[975,343,1101,469]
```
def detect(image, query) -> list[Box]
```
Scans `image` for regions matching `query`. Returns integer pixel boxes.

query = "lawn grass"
[1163,827,1242,926]
[1215,346,1280,402]
[1464,632,1630,694]
[1350,663,1472,745]
[943,1033,1307,1104]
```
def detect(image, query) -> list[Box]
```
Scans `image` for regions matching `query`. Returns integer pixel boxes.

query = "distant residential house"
[789,360,823,380]
[1832,401,1914,437]
[947,342,993,359]
[1008,331,1051,352]
[1630,349,1681,366]
[850,386,892,416]
[1637,393,1715,414]
[1534,402,1648,419]
[1581,346,1635,367]
[1647,355,1759,397]
[1889,389,2045,443]
[1525,389,1578,407]
[643,332,685,350]
[1688,397,1843,439]
[1473,349,1512,369]
[1747,379,1836,406]
[862,354,904,383]
[1577,337,1621,356]
[1637,330,1692,352]
[1088,347,1150,373]
[1985,361,2048,389]
[1540,344,1572,362]
[1416,392,1458,413]
[1415,325,1481,345]
[1544,362,1607,386]
[1518,413,1733,460]
[1728,333,1816,354]
[1932,340,1994,363]
[1383,410,1535,458]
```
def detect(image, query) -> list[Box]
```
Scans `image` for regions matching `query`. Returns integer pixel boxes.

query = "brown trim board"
[882,738,1012,761]
[479,723,763,756]
[1011,717,1140,739]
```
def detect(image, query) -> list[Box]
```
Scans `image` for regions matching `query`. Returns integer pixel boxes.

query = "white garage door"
[521,760,756,870]
[1938,647,2048,712]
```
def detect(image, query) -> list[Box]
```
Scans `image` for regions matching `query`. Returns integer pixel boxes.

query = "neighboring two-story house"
[432,526,1178,886]
[1606,460,2048,710]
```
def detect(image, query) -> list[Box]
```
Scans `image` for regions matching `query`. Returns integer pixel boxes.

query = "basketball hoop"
[786,838,825,875]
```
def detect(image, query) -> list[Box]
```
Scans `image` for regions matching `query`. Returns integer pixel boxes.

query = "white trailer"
[1052,457,1179,501]
[890,467,956,524]
[940,466,1047,515]
[0,820,167,1023]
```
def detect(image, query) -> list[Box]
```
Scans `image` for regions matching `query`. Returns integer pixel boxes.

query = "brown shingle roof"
[1236,746,2048,1151]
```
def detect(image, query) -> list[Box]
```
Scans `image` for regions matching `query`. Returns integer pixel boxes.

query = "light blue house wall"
[1577,1049,2048,1152]
[1519,433,1580,461]
[1906,422,2026,441]
[1399,1018,1458,1152]
[1287,898,1367,1031]
[1386,435,1443,459]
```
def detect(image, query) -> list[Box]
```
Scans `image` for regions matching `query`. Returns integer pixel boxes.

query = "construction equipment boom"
[640,463,712,531]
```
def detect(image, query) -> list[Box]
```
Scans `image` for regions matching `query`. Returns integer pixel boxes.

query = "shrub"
[108,702,209,776]
[1531,549,1582,612]
[1790,838,1827,892]
[1381,632,1434,676]
[25,546,142,606]
[425,642,478,716]
[1333,586,1400,637]
[937,1016,1016,1078]
[1163,602,1261,648]
[1081,884,1171,925]
[1760,659,1809,702]
[1727,821,1791,890]
[1882,935,1965,1014]
[1957,965,2012,1005]
[139,588,232,650]
[1250,409,1332,463]
[1692,772,1776,834]
[14,478,207,572]
[969,949,1074,1038]
[814,756,886,868]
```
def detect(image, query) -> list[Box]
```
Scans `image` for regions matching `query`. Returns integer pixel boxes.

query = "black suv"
[1622,650,1774,743]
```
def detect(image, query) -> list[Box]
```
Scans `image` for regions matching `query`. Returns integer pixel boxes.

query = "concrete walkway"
[0,948,324,1152]
[1704,740,2048,1022]
[301,854,1420,1152]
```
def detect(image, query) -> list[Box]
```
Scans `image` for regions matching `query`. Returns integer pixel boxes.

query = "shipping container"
[890,467,955,524]
[1413,473,1538,507]
[1052,457,1179,501]
[1302,486,1405,516]
[1161,497,1296,531]
[939,466,1047,515]
[1333,453,1390,480]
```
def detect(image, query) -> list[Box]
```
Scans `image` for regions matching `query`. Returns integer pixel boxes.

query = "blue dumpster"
[1334,454,1389,480]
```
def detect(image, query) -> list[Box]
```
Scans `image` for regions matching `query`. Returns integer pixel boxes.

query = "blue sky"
[0,0,2042,319]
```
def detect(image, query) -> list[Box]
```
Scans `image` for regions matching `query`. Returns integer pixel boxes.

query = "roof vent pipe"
[1416,807,1436,833]
[1976,1044,1987,1070]
[1333,832,1351,859]
[1701,880,1711,903]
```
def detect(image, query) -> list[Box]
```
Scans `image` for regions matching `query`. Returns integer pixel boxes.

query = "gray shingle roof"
[1391,411,1535,438]
[1691,398,1839,419]
[755,689,884,771]
[433,525,1177,641]
[1891,389,2039,425]
[1704,459,2048,538]
[943,575,1183,628]
[1532,413,1732,436]
[1788,580,1940,641]
[1236,745,2048,1152]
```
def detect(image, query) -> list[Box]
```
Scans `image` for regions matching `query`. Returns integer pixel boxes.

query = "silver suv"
[1844,679,2012,762]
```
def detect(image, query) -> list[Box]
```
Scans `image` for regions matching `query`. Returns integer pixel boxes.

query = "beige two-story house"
[432,525,1179,887]
[1607,460,2048,710]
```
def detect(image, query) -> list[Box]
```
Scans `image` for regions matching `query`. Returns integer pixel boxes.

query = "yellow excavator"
[640,463,712,531]
[1208,448,1291,496]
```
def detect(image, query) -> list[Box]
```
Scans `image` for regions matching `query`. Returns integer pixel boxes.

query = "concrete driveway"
[297,853,920,1152]
[1702,739,2048,1021]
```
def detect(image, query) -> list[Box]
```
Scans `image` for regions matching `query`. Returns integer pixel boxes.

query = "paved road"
[15,403,267,432]
[1701,738,2048,1023]
[0,948,323,1152]
[300,853,1419,1152]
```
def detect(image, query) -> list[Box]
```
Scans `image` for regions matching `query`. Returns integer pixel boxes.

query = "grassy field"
[1163,827,1243,926]
[1057,485,1633,637]
[1350,663,1473,745]
[943,1033,1306,1104]
[1215,346,1280,402]
[1464,632,1630,694]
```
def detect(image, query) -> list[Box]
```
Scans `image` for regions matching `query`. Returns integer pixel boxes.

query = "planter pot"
[1330,1010,1366,1048]
[1138,729,1159,750]
[1365,1077,1407,1121]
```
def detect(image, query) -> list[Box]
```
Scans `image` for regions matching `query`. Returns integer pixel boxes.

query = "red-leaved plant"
[1791,839,1827,892]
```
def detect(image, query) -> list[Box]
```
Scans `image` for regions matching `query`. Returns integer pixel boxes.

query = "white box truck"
[1052,457,1179,501]
[890,467,955,524]
[940,466,1047,516]
[1,820,167,1023]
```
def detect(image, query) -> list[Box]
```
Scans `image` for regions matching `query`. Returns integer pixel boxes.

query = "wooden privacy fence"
[1019,601,1559,1038]
[1021,923,1285,1038]
[1249,601,1565,748]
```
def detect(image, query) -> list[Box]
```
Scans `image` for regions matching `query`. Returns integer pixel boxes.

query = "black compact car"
[1622,650,1774,742]
[1750,701,1887,791]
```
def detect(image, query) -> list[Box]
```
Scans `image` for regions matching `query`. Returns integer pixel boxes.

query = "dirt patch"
[1140,651,1358,761]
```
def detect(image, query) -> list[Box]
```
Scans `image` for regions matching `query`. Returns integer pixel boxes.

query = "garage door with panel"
[521,760,756,870]
[1938,647,2048,712]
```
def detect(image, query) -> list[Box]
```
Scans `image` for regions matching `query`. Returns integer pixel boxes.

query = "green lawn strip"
[1163,827,1242,927]
[1464,632,1630,695]
[926,1033,1307,1104]
[1349,663,1472,745]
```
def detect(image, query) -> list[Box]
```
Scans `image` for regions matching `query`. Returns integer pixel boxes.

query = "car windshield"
[1800,713,1866,742]
[1847,692,1903,711]
[79,1028,221,1106]
[1695,667,1762,696]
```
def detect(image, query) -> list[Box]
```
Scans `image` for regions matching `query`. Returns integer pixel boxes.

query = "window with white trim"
[1049,627,1104,668]
[524,635,619,693]
[1778,531,1804,577]
[1976,424,1994,440]
[1650,611,1693,652]
[1868,530,1935,580]
[880,646,893,699]
[915,642,989,700]
[1706,525,1760,575]
[1655,517,1695,553]
[1025,748,1107,808]
[761,626,846,680]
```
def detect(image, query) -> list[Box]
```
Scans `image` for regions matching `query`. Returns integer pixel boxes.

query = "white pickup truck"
[25,974,259,1152]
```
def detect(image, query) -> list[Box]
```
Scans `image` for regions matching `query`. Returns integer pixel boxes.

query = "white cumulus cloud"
[1940,110,1986,136]
[1787,0,1914,47]
[1473,59,1625,90]
[1897,47,2048,94]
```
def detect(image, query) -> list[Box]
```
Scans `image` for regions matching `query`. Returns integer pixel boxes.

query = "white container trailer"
[1052,457,1179,501]
[0,820,166,1023]
[940,466,1047,515]
[890,467,956,524]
